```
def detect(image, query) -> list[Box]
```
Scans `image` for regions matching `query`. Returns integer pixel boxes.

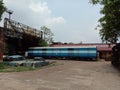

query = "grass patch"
[13,66,35,72]
[0,62,10,69]
[0,61,60,72]
[0,62,40,72]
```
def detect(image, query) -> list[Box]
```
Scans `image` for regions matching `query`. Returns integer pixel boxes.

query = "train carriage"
[28,46,97,60]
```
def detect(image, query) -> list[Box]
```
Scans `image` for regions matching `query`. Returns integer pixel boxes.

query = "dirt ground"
[0,60,120,90]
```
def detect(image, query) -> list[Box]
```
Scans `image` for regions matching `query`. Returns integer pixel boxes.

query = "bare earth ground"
[0,60,120,90]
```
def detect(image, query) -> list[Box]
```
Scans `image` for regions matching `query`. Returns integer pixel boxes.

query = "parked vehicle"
[9,55,25,61]
[3,55,9,61]
[34,57,45,61]
[7,55,49,67]
[28,46,97,60]
[3,55,25,62]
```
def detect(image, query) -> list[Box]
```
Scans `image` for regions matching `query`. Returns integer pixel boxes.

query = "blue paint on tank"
[28,46,97,60]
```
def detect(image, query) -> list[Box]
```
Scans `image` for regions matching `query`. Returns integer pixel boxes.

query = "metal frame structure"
[2,18,43,54]
[4,18,42,39]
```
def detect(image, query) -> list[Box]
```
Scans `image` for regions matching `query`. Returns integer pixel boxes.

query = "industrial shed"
[97,44,114,60]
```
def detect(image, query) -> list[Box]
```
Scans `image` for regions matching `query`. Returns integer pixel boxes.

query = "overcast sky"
[1,0,102,43]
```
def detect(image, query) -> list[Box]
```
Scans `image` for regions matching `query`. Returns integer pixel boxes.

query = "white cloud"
[29,1,51,15]
[2,0,66,28]
[28,0,66,27]
[46,17,66,26]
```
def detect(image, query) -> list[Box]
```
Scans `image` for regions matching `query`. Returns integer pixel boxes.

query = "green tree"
[41,26,54,45]
[0,0,5,21]
[38,39,48,47]
[90,0,120,43]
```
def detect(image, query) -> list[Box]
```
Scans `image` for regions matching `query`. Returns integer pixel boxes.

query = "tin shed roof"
[51,43,115,51]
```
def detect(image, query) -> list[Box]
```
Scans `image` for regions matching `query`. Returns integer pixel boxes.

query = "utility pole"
[5,9,13,20]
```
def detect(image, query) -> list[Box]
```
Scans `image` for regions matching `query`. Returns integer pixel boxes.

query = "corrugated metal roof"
[51,44,115,51]
[29,46,97,49]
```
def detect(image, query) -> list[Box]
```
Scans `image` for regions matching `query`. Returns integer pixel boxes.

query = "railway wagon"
[28,46,97,60]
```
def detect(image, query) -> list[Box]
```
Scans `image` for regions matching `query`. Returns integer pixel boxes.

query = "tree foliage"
[90,0,120,43]
[0,0,5,21]
[41,26,54,45]
[38,39,48,47]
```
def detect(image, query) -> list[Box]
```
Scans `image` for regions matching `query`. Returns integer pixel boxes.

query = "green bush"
[0,62,9,69]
